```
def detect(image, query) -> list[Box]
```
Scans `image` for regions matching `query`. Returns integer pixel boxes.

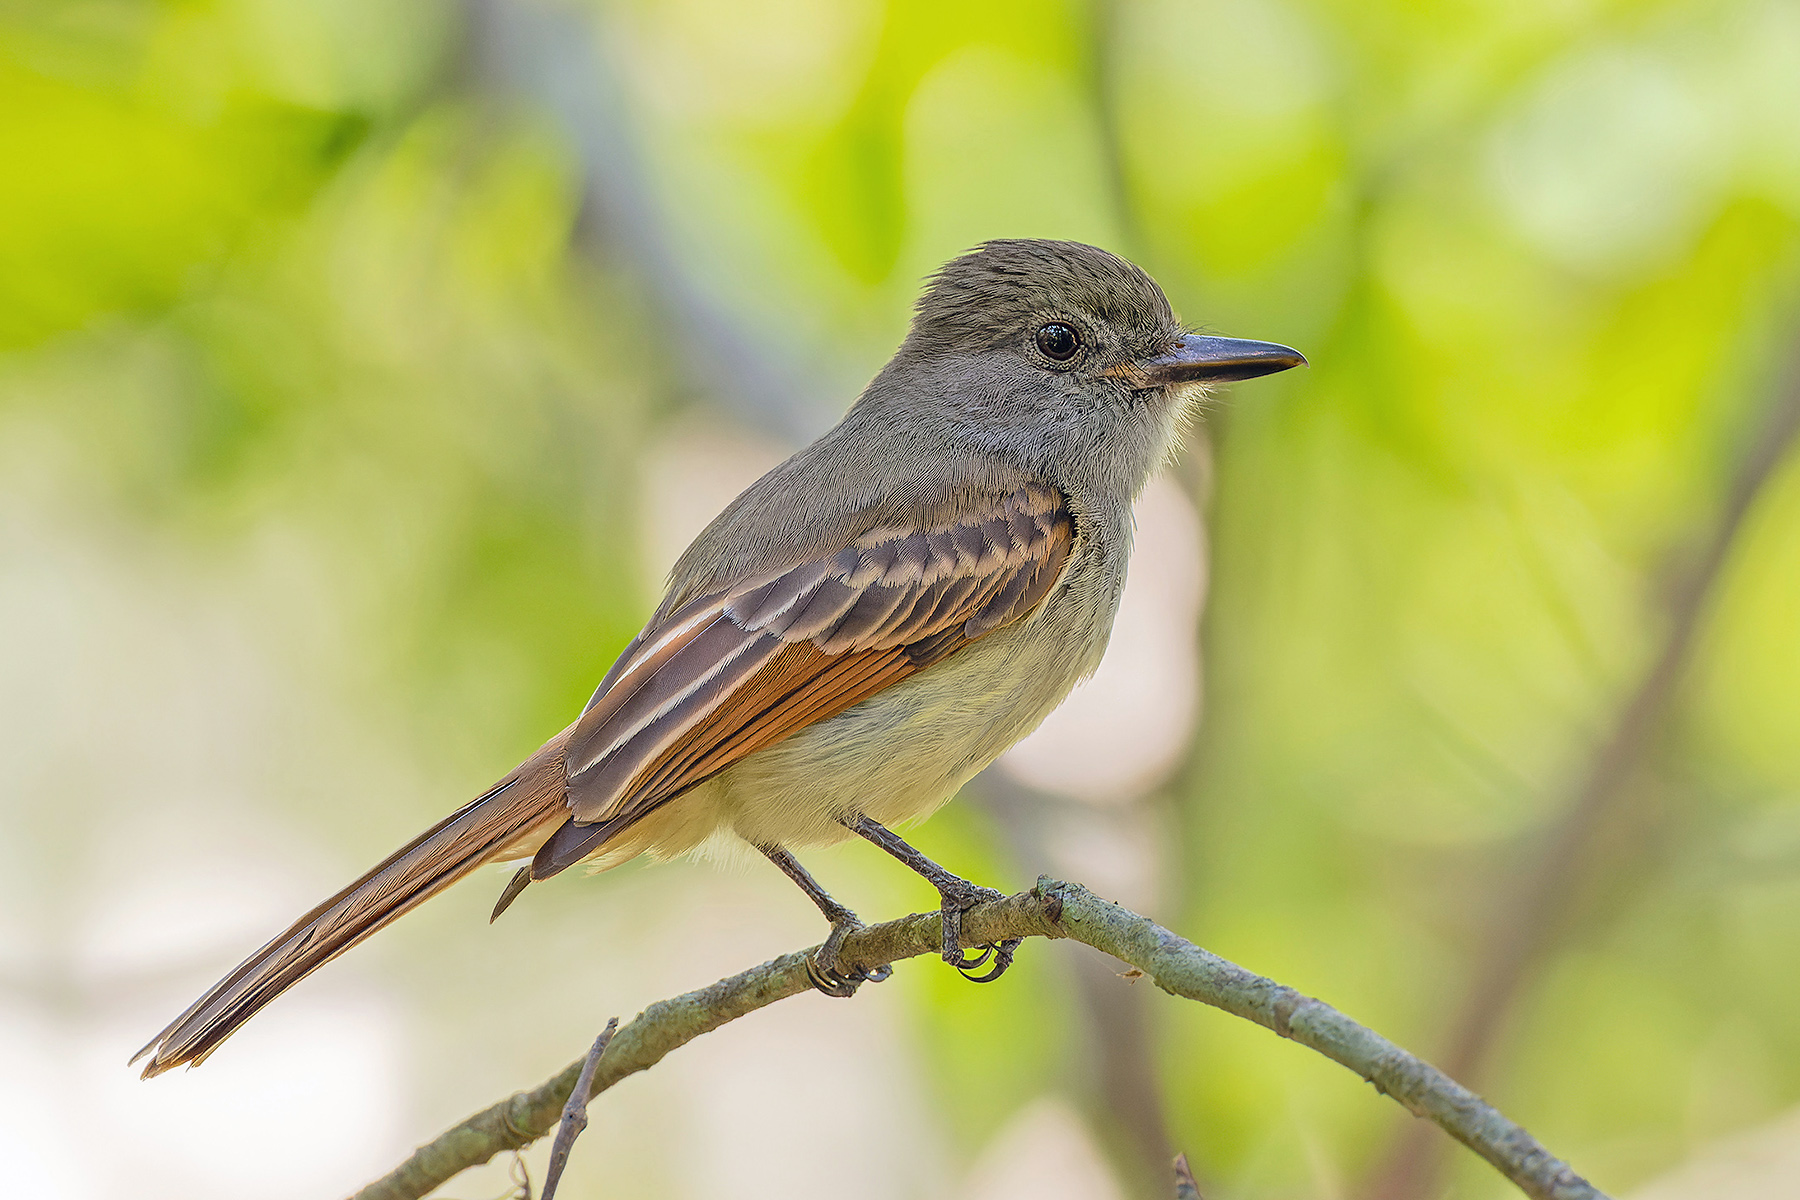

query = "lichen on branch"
[350,879,1608,1200]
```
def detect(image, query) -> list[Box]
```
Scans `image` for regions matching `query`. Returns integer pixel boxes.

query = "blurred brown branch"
[349,879,1607,1200]
[469,0,833,443]
[1368,333,1800,1200]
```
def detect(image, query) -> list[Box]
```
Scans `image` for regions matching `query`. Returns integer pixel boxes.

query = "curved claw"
[805,955,894,997]
[958,938,1021,984]
[807,914,894,997]
[938,884,1012,972]
[945,942,995,972]
[806,956,863,998]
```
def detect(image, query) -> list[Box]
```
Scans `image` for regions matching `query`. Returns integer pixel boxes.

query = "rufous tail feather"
[132,732,569,1078]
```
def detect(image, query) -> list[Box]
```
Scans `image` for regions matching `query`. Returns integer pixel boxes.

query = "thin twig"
[349,879,1607,1200]
[1173,1152,1205,1200]
[539,1017,617,1200]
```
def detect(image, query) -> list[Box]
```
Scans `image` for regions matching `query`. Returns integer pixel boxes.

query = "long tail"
[133,729,571,1078]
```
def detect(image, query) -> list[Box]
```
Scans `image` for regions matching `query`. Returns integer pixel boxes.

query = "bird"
[134,239,1304,1078]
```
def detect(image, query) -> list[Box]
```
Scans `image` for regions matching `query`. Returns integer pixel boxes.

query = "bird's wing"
[534,482,1073,875]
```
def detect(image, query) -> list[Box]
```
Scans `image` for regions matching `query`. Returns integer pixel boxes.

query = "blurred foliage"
[4,0,1800,1198]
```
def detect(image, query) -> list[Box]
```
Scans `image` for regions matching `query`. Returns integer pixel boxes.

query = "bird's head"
[875,239,1305,500]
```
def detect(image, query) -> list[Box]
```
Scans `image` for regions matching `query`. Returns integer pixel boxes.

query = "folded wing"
[533,483,1074,875]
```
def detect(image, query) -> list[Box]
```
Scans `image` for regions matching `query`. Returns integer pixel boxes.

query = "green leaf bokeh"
[3,1,1799,1198]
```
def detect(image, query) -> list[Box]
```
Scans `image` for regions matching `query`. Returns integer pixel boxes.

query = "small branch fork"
[347,879,1609,1200]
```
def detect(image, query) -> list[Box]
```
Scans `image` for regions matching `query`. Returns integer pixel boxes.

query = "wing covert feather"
[540,484,1073,875]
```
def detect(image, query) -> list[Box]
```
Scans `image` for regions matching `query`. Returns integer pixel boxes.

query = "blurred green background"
[3,1,1799,1198]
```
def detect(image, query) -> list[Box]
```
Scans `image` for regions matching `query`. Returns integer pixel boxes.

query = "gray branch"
[349,878,1607,1200]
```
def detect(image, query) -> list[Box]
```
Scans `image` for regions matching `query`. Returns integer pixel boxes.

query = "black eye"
[1035,323,1080,361]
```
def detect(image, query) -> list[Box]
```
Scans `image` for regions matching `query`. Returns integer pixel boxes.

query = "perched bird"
[134,239,1303,1077]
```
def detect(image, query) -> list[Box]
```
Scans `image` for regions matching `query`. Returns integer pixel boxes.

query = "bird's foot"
[936,879,1022,983]
[806,912,893,998]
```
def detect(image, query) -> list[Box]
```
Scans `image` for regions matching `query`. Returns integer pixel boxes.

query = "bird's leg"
[757,844,892,998]
[842,816,1021,983]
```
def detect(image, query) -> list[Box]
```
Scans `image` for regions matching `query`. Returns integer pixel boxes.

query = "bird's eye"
[1035,323,1080,361]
